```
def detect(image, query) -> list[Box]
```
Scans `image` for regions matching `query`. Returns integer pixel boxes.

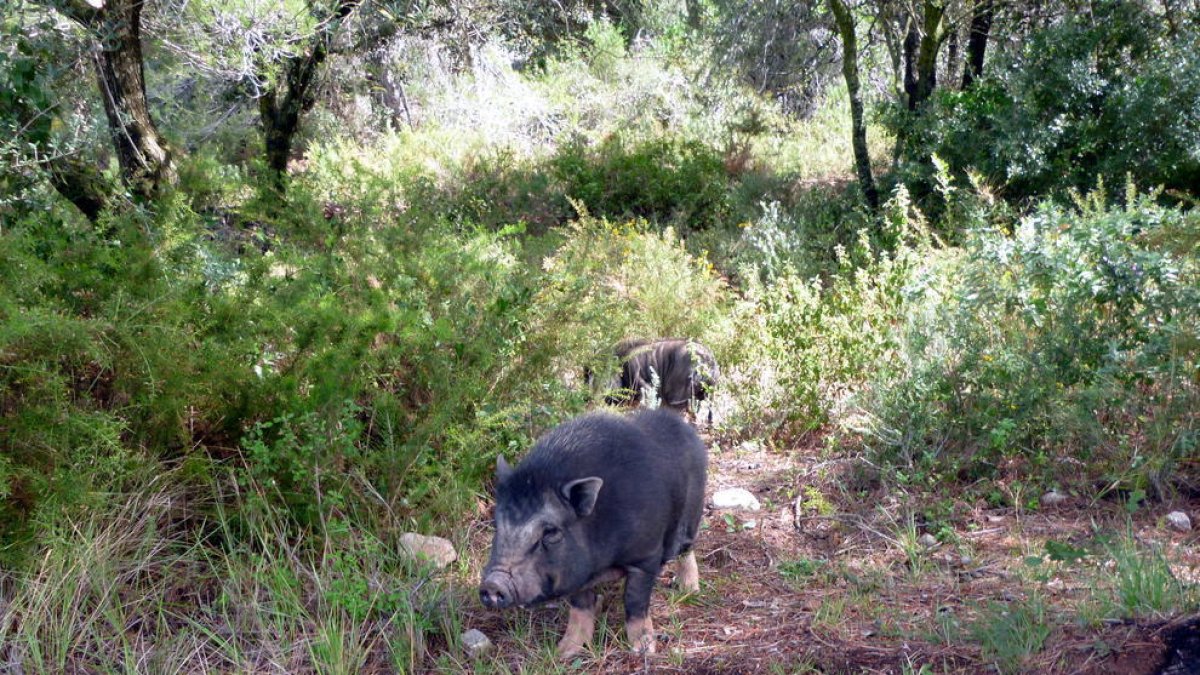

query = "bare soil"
[449,430,1200,674]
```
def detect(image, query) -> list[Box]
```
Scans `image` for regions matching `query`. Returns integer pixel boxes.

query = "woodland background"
[1,0,1198,671]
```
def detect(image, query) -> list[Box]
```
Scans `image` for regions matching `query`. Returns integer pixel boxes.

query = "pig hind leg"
[622,563,661,654]
[556,589,599,659]
[677,550,700,593]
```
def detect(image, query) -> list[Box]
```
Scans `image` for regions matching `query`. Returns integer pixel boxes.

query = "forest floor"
[449,427,1200,674]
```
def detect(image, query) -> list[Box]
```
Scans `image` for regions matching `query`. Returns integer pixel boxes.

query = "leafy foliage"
[857,186,1200,490]
[892,4,1200,200]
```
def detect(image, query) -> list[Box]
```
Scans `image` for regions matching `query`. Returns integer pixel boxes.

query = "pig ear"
[495,455,513,482]
[561,477,603,518]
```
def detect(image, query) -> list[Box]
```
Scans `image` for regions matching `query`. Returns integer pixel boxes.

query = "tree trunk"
[961,0,994,88]
[902,1,944,109]
[92,0,175,199]
[35,0,175,203]
[827,0,879,209]
[914,1,943,107]
[945,28,958,88]
[903,18,919,109]
[685,0,703,29]
[259,0,361,191]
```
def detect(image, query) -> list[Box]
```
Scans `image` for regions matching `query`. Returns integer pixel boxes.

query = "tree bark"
[47,157,110,220]
[259,0,361,190]
[827,0,879,209]
[685,0,703,29]
[912,1,944,108]
[945,27,958,88]
[44,0,176,201]
[961,0,994,88]
[903,17,919,108]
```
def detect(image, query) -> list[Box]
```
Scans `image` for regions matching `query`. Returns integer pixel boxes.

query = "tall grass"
[0,473,458,673]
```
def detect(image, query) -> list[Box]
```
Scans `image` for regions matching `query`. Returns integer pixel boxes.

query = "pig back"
[628,408,708,562]
[520,410,708,567]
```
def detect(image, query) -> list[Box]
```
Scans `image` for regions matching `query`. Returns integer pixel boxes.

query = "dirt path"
[452,432,1200,674]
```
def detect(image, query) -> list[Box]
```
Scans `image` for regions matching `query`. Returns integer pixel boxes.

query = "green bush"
[0,203,267,561]
[550,135,733,229]
[890,4,1200,201]
[719,185,874,283]
[857,187,1200,490]
[377,134,736,234]
[743,187,931,435]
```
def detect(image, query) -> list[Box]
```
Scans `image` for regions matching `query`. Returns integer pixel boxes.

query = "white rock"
[1040,490,1068,507]
[710,488,761,511]
[918,533,939,548]
[461,629,493,658]
[399,533,457,569]
[1166,511,1192,532]
[1046,578,1065,592]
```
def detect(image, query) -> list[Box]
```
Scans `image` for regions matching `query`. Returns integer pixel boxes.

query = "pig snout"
[480,570,518,609]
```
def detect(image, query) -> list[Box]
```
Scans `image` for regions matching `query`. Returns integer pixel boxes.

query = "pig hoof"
[632,635,657,655]
[556,603,597,660]
[556,639,585,660]
[627,615,656,654]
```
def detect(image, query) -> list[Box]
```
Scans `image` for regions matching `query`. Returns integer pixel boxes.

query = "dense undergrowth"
[2,13,1199,671]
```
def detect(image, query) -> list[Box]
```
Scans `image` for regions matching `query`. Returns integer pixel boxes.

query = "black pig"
[479,409,707,658]
[605,338,719,422]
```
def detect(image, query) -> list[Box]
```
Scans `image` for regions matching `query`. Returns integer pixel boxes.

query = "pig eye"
[541,526,563,546]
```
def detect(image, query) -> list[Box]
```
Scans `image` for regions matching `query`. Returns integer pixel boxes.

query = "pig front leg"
[556,589,598,660]
[622,563,661,654]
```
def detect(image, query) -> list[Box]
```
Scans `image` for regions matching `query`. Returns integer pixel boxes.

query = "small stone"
[1040,490,1068,507]
[399,533,457,569]
[711,488,761,511]
[460,629,493,658]
[959,555,973,567]
[742,519,758,529]
[1166,511,1192,532]
[1046,578,1065,593]
[918,533,939,548]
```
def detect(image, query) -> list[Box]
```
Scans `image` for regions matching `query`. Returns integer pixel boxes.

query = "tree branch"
[36,0,102,27]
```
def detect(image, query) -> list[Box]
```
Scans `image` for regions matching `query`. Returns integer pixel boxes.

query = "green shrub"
[746,186,932,435]
[550,135,732,228]
[530,216,734,390]
[0,203,265,561]
[857,186,1200,490]
[719,186,874,283]
[890,4,1200,201]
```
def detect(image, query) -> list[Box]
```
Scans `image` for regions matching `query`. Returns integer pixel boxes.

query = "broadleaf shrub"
[746,186,932,436]
[854,187,1200,491]
[890,3,1200,202]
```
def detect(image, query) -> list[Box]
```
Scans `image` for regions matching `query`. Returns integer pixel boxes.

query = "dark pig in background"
[605,338,719,423]
[479,409,708,658]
